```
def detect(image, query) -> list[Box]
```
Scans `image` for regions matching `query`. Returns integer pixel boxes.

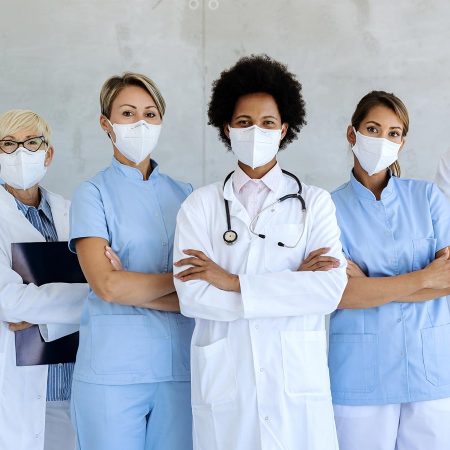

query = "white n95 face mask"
[0,147,48,190]
[229,125,282,169]
[108,119,162,164]
[352,129,402,176]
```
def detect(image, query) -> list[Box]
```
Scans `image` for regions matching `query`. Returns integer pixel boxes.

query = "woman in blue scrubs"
[69,72,194,450]
[305,91,450,450]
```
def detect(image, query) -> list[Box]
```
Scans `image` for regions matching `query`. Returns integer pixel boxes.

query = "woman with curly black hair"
[173,55,347,450]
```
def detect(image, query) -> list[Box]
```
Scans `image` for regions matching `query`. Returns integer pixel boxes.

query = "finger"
[310,256,340,265]
[310,262,336,271]
[183,249,209,261]
[304,247,331,263]
[175,266,206,278]
[177,273,207,282]
[109,258,122,271]
[174,257,205,267]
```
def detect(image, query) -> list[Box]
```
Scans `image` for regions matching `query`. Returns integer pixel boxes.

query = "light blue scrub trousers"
[71,380,192,450]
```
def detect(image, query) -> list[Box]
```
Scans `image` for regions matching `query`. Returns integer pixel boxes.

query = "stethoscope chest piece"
[223,229,238,245]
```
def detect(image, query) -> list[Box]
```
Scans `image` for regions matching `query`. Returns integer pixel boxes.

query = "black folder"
[11,241,86,366]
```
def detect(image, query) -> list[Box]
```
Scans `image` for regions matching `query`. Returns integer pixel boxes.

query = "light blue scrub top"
[69,158,194,385]
[329,172,450,405]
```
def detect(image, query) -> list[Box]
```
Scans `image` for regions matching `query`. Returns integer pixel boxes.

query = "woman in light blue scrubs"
[307,91,450,450]
[68,72,194,450]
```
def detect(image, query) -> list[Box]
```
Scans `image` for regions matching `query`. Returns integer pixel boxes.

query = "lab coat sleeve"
[174,192,244,322]
[0,236,88,324]
[38,323,80,342]
[239,190,348,318]
[435,149,450,200]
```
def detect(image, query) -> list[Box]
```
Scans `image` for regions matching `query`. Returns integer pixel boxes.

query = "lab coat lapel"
[44,189,69,241]
[0,185,45,242]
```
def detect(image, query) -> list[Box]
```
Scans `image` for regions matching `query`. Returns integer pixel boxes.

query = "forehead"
[363,105,403,128]
[1,127,40,140]
[112,85,156,107]
[233,92,280,117]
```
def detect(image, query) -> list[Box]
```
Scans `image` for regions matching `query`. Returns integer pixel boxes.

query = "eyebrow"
[234,114,279,120]
[2,135,41,140]
[365,120,402,130]
[119,104,157,109]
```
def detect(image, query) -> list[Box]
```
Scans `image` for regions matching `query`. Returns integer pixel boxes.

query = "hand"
[298,247,340,272]
[346,259,367,278]
[174,249,240,292]
[421,248,450,289]
[105,246,124,271]
[8,321,33,332]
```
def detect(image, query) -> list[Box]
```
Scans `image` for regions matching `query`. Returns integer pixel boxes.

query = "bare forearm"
[339,271,426,309]
[139,292,180,312]
[396,287,450,302]
[101,271,175,304]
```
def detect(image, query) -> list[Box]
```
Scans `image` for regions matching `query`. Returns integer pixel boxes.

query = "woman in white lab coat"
[173,55,348,450]
[0,110,88,450]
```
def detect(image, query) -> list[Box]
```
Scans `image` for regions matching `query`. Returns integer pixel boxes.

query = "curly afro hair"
[207,54,307,150]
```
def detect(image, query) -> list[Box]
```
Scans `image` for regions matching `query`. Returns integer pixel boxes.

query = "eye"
[236,120,250,127]
[122,111,133,117]
[366,126,378,134]
[3,141,14,147]
[389,130,401,137]
[145,112,156,118]
[263,120,275,126]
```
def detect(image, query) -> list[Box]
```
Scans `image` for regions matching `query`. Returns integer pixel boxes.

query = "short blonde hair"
[0,109,52,145]
[100,72,166,119]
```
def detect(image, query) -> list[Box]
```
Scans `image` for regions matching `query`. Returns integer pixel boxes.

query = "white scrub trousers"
[44,400,76,450]
[333,397,450,450]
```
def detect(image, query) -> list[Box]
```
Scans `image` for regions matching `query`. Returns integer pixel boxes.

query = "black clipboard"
[11,241,86,366]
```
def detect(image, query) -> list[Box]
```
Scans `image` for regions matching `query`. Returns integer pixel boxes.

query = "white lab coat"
[174,172,348,450]
[0,185,87,450]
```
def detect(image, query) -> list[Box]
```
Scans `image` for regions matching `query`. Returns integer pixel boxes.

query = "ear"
[280,123,289,141]
[99,115,111,134]
[223,123,230,139]
[347,125,356,146]
[44,146,54,167]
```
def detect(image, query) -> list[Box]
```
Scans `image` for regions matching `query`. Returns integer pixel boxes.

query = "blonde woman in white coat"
[0,110,87,450]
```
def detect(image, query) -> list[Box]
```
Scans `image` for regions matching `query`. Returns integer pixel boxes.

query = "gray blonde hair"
[0,109,52,144]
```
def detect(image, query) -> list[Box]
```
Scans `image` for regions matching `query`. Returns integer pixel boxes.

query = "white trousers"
[44,400,76,450]
[334,397,450,450]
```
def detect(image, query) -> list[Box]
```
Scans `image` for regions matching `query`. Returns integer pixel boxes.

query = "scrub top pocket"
[281,330,330,395]
[90,314,171,377]
[328,333,378,394]
[422,323,450,387]
[412,238,437,271]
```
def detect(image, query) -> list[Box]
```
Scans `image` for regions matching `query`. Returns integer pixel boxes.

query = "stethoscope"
[223,169,307,248]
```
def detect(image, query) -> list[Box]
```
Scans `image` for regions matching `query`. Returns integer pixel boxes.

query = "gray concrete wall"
[2,0,450,197]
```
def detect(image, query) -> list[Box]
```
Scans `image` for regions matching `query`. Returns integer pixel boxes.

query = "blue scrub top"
[329,171,450,405]
[69,158,194,385]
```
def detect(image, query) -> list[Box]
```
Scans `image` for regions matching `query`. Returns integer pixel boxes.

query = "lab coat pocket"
[328,333,378,393]
[422,323,450,386]
[265,224,304,271]
[191,337,237,405]
[412,238,437,271]
[281,330,330,395]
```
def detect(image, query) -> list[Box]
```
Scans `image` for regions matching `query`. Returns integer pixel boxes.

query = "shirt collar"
[111,157,160,182]
[15,187,53,221]
[349,170,396,201]
[232,162,283,194]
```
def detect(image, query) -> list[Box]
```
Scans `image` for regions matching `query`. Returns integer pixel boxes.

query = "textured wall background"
[1,0,450,197]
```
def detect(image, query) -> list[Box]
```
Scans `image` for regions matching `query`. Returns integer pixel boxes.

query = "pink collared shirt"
[232,163,283,219]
